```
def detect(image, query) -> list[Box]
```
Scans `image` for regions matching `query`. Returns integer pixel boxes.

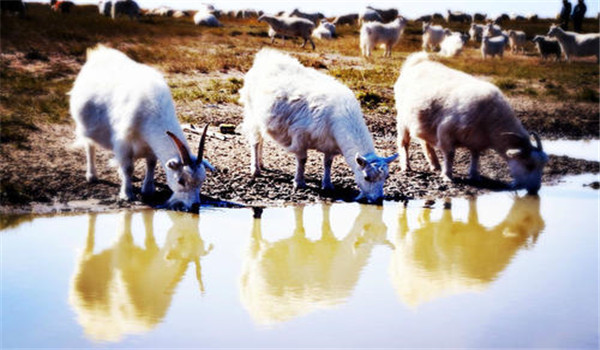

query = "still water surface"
[1,174,598,348]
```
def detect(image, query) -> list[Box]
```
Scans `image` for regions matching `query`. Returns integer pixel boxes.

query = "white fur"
[532,35,562,60]
[312,20,335,40]
[422,22,449,51]
[439,33,465,57]
[469,23,484,42]
[259,14,315,50]
[239,49,398,203]
[508,30,527,54]
[360,17,407,57]
[483,22,502,37]
[395,52,548,194]
[547,24,600,62]
[69,46,213,210]
[193,10,221,27]
[481,35,507,58]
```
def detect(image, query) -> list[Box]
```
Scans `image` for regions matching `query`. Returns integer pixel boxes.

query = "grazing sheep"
[70,45,215,210]
[358,7,383,24]
[422,22,449,51]
[172,10,189,18]
[507,30,527,54]
[98,0,111,16]
[547,24,600,62]
[240,49,398,203]
[290,8,324,25]
[111,0,139,20]
[333,13,358,26]
[258,14,315,50]
[312,20,335,39]
[481,35,507,58]
[439,33,466,57]
[446,10,472,23]
[367,6,399,23]
[474,13,487,21]
[395,52,548,194]
[360,17,407,57]
[532,35,562,60]
[469,23,485,42]
[193,10,222,27]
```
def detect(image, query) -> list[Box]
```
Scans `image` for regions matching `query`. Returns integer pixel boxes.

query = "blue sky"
[31,0,599,19]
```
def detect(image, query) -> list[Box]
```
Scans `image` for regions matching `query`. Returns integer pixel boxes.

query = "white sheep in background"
[481,35,507,58]
[422,22,449,51]
[469,23,485,42]
[70,45,215,211]
[240,49,398,203]
[258,14,316,50]
[483,22,502,37]
[532,35,562,60]
[358,7,383,25]
[395,52,548,195]
[193,9,221,27]
[312,20,335,40]
[547,24,600,62]
[439,33,465,57]
[507,30,527,54]
[360,17,407,57]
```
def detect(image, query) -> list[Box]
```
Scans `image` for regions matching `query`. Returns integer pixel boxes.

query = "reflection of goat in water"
[69,211,212,342]
[240,204,392,325]
[390,195,544,307]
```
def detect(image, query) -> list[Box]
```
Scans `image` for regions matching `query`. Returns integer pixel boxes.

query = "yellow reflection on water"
[240,204,392,325]
[68,211,211,342]
[390,196,545,307]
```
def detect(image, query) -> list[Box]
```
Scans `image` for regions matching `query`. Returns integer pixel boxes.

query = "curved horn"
[166,131,192,166]
[196,124,209,165]
[531,131,543,151]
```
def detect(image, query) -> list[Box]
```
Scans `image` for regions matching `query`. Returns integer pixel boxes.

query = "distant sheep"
[446,10,472,23]
[395,52,548,194]
[367,6,399,23]
[360,17,407,57]
[508,30,527,53]
[290,8,324,25]
[474,13,487,21]
[312,20,335,39]
[422,22,450,51]
[439,33,465,57]
[333,13,358,26]
[259,14,315,50]
[70,46,215,210]
[481,35,507,58]
[547,24,600,62]
[111,0,139,20]
[240,49,398,203]
[469,23,485,42]
[532,35,562,60]
[194,10,221,27]
[358,7,383,25]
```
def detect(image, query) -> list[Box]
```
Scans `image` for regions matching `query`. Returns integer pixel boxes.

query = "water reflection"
[68,211,211,342]
[240,204,392,325]
[390,196,545,307]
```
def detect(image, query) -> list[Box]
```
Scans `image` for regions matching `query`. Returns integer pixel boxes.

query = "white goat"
[547,24,600,62]
[439,33,465,57]
[481,35,507,58]
[360,17,407,57]
[312,20,335,40]
[532,35,562,61]
[258,14,315,50]
[508,29,527,54]
[422,22,449,51]
[193,10,221,27]
[395,52,548,195]
[469,23,484,42]
[69,45,214,211]
[240,49,398,203]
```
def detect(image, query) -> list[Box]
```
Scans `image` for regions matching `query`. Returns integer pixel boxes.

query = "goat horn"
[531,131,543,151]
[166,131,192,166]
[196,124,209,165]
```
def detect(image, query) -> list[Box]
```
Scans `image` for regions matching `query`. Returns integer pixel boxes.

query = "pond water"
[1,174,599,348]
[544,139,600,162]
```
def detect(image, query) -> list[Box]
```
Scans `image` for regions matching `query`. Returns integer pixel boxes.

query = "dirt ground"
[1,81,598,215]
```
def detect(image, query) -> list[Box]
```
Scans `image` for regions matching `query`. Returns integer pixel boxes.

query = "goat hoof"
[293,182,307,191]
[86,174,98,183]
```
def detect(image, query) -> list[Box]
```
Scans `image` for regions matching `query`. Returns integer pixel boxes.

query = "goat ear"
[384,153,399,163]
[506,149,523,159]
[355,153,368,169]
[166,158,182,170]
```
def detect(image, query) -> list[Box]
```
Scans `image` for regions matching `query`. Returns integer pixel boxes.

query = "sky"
[29,0,599,19]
